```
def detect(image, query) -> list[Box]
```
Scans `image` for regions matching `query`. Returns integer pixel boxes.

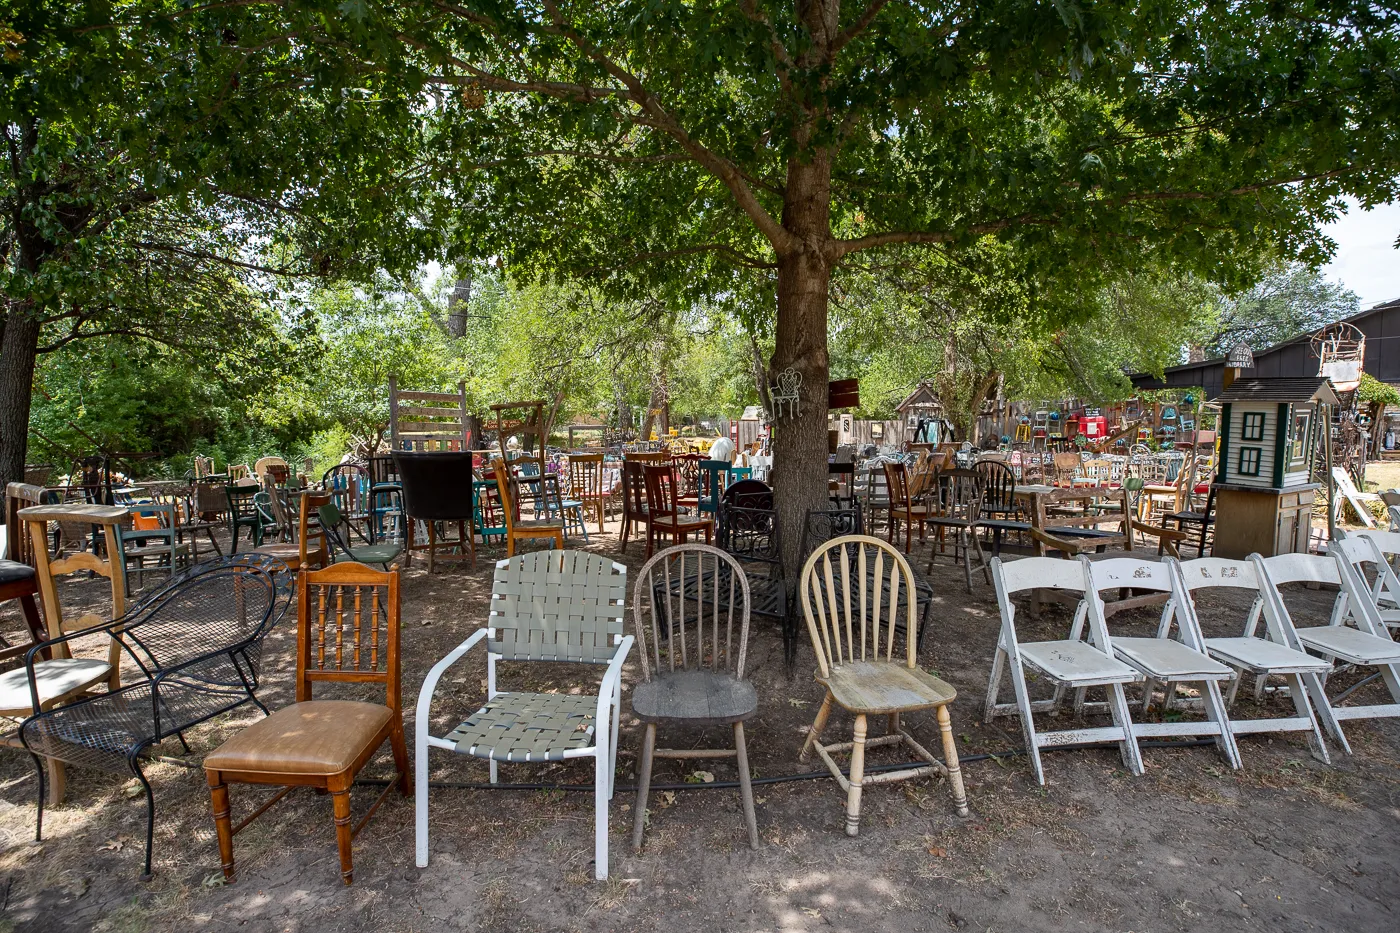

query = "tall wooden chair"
[882,461,932,553]
[798,535,969,835]
[643,464,713,558]
[568,453,611,532]
[491,459,563,557]
[254,491,331,572]
[631,544,759,852]
[389,376,471,451]
[619,460,651,553]
[926,468,991,592]
[204,562,409,885]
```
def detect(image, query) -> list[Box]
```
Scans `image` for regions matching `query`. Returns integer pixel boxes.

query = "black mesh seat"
[19,554,292,879]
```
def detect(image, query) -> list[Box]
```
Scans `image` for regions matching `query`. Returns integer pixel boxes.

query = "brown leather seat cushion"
[205,700,392,775]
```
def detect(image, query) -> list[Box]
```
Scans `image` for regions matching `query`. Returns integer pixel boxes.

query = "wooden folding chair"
[985,557,1143,784]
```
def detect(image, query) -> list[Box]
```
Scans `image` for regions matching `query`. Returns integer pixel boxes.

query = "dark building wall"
[1130,300,1400,398]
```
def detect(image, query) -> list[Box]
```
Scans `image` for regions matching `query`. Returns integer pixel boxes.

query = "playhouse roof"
[1214,377,1340,406]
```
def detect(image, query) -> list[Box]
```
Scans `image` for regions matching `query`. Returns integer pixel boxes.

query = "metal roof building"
[1129,298,1400,400]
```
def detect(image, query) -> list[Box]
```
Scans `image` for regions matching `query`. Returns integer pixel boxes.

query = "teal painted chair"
[319,504,402,570]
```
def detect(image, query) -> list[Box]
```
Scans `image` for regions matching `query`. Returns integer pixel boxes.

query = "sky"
[1320,199,1400,309]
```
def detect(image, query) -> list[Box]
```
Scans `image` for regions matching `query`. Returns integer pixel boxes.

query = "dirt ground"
[0,517,1397,933]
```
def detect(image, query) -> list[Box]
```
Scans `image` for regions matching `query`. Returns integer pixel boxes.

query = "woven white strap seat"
[444,691,598,762]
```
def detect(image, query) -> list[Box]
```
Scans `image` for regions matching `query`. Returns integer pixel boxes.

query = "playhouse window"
[1238,447,1261,476]
[1291,411,1310,465]
[1241,412,1265,442]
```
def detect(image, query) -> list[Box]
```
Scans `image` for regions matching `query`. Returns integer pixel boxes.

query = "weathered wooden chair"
[642,463,713,558]
[415,550,632,880]
[253,490,331,573]
[491,459,563,557]
[1081,556,1241,769]
[798,535,969,835]
[984,556,1143,784]
[882,461,933,553]
[568,452,611,532]
[618,459,651,554]
[1172,557,1334,763]
[205,562,408,885]
[926,468,991,592]
[117,501,191,595]
[1253,551,1400,754]
[630,544,759,852]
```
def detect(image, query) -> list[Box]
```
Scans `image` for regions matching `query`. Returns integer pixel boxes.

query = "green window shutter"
[1272,403,1289,487]
[1217,403,1232,483]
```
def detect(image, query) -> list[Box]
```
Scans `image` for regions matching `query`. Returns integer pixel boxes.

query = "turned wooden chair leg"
[800,691,834,762]
[208,773,236,882]
[330,782,355,885]
[632,722,656,853]
[734,722,759,849]
[936,704,970,817]
[845,713,867,836]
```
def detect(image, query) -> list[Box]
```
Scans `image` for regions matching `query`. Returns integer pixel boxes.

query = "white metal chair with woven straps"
[798,535,969,836]
[414,550,632,880]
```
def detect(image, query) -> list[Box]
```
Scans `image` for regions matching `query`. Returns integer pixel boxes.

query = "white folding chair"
[1350,529,1400,631]
[1081,556,1242,769]
[1388,504,1400,533]
[985,557,1143,784]
[1172,557,1333,763]
[414,551,633,880]
[1254,552,1400,755]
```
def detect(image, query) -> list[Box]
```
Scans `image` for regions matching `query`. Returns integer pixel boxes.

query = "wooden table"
[1013,484,1133,557]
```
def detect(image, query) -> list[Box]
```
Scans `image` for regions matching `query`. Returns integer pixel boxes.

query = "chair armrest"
[595,635,635,730]
[415,629,491,742]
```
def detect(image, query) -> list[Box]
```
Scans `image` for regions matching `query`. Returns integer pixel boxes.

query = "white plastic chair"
[1350,529,1400,631]
[414,550,633,880]
[1172,557,1333,763]
[985,557,1143,784]
[1254,552,1400,755]
[1081,556,1242,770]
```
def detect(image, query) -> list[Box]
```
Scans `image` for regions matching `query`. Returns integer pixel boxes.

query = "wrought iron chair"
[20,554,293,878]
[631,544,759,852]
[717,501,793,669]
[225,480,271,553]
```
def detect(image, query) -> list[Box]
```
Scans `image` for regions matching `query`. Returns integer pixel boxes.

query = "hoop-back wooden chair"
[204,562,409,886]
[798,535,969,835]
[631,544,759,852]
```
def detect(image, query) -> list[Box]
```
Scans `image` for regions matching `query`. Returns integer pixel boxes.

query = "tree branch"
[830,0,890,58]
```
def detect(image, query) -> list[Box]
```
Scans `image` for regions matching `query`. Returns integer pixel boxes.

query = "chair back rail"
[488,550,626,663]
[298,562,401,708]
[799,535,918,676]
[633,544,751,681]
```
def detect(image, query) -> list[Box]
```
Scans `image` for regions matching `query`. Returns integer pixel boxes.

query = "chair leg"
[845,714,867,836]
[135,763,156,880]
[960,530,974,593]
[799,690,834,762]
[935,704,970,817]
[427,522,436,574]
[390,721,412,795]
[632,722,656,853]
[330,781,355,885]
[404,519,415,569]
[593,742,610,881]
[734,722,759,849]
[208,772,237,882]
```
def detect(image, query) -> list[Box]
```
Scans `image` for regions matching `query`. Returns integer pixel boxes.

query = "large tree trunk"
[770,149,834,591]
[0,305,41,494]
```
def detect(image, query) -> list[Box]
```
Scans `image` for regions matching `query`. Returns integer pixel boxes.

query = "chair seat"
[444,691,598,762]
[1205,636,1332,674]
[254,542,302,562]
[515,519,565,533]
[204,700,393,776]
[979,519,1031,533]
[123,542,191,559]
[1168,511,1213,525]
[1295,626,1400,665]
[632,670,757,725]
[347,544,402,564]
[1019,640,1141,685]
[652,515,713,533]
[1112,637,1235,680]
[0,659,111,715]
[818,660,956,714]
[0,559,36,586]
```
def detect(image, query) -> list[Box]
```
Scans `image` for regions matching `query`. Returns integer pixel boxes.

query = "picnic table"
[1013,484,1133,557]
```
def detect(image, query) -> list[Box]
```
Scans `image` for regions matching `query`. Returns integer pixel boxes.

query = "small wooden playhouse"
[1211,376,1339,558]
